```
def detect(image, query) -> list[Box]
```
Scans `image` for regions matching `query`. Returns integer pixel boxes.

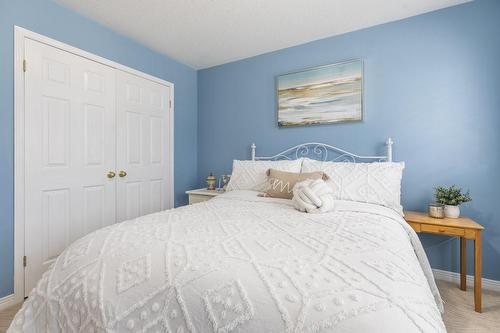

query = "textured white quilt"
[9,191,445,333]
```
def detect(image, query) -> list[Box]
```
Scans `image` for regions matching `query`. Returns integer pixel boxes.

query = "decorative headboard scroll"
[251,138,393,163]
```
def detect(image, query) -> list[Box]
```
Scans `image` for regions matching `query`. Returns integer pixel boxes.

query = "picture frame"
[277,59,363,127]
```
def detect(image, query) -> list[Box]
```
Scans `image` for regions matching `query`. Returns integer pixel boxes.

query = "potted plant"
[434,185,472,218]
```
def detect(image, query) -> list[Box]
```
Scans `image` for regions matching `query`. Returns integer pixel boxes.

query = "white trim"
[168,85,175,208]
[0,294,16,312]
[13,25,26,308]
[433,269,500,292]
[13,26,175,305]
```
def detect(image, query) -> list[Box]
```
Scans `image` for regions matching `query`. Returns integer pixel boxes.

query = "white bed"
[9,140,446,333]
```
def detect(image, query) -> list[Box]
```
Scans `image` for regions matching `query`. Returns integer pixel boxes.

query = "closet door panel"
[24,39,116,295]
[116,71,170,222]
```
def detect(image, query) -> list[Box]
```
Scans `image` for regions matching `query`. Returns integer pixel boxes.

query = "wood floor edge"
[0,294,16,312]
[433,269,500,292]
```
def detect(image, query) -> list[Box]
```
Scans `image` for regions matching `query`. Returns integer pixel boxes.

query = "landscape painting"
[277,59,363,127]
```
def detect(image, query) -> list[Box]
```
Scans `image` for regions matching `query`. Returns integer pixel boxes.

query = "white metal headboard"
[251,138,393,162]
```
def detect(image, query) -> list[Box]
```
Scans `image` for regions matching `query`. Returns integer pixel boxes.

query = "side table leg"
[474,231,482,313]
[460,237,466,291]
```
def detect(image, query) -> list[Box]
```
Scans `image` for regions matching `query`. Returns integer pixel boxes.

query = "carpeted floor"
[0,280,499,332]
[0,304,20,333]
[438,280,500,333]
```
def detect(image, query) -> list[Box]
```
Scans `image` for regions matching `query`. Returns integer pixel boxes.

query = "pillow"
[301,158,405,214]
[226,159,302,192]
[263,169,329,199]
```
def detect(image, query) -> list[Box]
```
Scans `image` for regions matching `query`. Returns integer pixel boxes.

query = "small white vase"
[444,205,460,218]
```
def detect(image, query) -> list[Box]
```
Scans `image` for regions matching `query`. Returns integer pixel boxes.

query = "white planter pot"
[444,205,460,218]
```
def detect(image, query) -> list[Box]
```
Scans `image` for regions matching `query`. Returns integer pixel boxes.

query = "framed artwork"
[277,59,363,127]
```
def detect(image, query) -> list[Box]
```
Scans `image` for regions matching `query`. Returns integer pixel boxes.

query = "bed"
[9,139,446,333]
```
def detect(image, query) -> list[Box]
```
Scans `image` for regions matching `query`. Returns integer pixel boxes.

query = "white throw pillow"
[301,158,405,214]
[226,159,302,192]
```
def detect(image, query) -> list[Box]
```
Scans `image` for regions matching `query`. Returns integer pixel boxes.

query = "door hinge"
[169,100,171,109]
[23,255,27,267]
[23,59,27,72]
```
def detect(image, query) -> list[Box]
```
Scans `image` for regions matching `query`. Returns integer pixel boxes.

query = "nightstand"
[404,211,484,312]
[185,188,223,205]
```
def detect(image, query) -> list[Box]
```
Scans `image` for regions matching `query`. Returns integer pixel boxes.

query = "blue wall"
[1,0,499,301]
[0,0,198,297]
[198,0,500,280]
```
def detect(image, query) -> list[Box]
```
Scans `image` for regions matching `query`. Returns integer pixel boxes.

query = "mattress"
[9,190,445,332]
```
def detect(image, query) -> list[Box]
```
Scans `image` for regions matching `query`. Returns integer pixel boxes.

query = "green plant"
[434,185,472,206]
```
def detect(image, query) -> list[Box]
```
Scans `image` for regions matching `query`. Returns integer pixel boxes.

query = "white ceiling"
[53,0,469,69]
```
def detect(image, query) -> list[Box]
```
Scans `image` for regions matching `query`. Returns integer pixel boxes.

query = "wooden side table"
[185,188,223,205]
[404,211,484,313]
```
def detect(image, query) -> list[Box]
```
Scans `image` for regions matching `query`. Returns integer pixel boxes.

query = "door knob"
[119,170,127,177]
[107,171,116,178]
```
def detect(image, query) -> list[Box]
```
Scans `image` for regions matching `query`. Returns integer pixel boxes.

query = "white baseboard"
[0,294,16,312]
[433,269,500,292]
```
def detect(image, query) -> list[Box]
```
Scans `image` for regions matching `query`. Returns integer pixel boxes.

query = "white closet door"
[24,39,116,294]
[116,71,171,222]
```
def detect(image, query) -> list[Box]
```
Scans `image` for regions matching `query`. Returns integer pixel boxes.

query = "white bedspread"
[9,191,445,333]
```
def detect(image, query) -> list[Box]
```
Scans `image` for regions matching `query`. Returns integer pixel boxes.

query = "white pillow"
[301,158,405,214]
[226,159,302,192]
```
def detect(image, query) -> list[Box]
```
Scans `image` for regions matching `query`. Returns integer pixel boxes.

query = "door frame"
[13,26,175,304]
